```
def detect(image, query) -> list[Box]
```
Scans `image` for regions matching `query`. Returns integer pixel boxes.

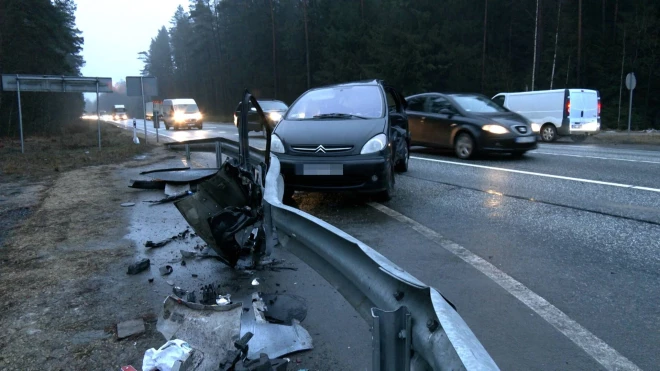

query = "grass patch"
[0,121,155,177]
[593,131,660,145]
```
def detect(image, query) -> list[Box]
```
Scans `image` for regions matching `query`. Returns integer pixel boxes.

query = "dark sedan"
[405,93,537,159]
[234,99,288,137]
[271,80,410,201]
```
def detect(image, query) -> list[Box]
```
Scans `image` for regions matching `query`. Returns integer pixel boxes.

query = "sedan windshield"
[286,85,383,119]
[174,104,199,113]
[259,101,288,111]
[451,95,507,113]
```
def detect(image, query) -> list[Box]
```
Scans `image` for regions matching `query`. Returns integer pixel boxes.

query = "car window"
[286,85,384,119]
[259,101,288,111]
[406,96,425,112]
[451,94,508,113]
[386,89,399,113]
[492,95,505,107]
[429,96,454,114]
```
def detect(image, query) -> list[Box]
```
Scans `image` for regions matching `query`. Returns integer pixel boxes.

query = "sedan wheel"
[455,132,475,160]
[541,124,557,142]
[375,164,395,202]
[395,144,409,172]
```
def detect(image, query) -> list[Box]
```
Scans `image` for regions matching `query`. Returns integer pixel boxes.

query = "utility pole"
[531,0,539,90]
[577,0,582,85]
[270,0,278,98]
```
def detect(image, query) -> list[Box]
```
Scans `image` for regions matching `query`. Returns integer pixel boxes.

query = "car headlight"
[360,133,387,154]
[195,112,203,120]
[482,124,509,134]
[268,112,282,122]
[271,134,285,153]
[531,123,540,132]
[174,112,185,121]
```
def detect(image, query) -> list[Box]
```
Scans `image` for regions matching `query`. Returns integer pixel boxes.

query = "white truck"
[492,89,600,142]
[112,105,127,121]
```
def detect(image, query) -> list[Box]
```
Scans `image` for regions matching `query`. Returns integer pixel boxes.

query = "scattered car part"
[144,191,193,205]
[220,332,253,371]
[140,167,191,175]
[159,265,173,276]
[120,202,136,207]
[260,293,307,326]
[146,239,172,249]
[127,258,150,275]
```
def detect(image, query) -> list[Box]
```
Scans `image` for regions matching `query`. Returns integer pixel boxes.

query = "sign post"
[126,76,158,145]
[154,110,160,143]
[2,74,113,153]
[625,72,636,133]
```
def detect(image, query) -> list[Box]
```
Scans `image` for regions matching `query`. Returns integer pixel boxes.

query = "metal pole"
[96,80,101,150]
[215,141,222,168]
[155,107,159,143]
[16,76,24,154]
[141,76,147,144]
[627,87,633,133]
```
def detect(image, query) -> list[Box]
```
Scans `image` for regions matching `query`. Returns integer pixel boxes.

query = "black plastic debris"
[127,258,150,275]
[200,284,217,305]
[181,260,187,266]
[145,239,171,249]
[186,291,196,303]
[159,265,173,276]
[173,286,187,297]
[139,166,191,175]
[239,353,289,371]
[143,191,193,205]
[261,294,308,325]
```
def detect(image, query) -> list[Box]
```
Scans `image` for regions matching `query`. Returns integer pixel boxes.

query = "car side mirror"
[440,108,454,116]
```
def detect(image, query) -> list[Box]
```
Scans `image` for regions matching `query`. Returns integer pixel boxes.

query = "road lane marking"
[533,151,660,164]
[368,202,642,371]
[411,156,660,193]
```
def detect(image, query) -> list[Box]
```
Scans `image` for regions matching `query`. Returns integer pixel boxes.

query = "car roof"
[314,79,383,90]
[167,98,197,104]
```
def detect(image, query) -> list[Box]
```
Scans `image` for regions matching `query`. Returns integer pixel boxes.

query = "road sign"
[126,76,158,96]
[1,74,113,153]
[625,72,636,90]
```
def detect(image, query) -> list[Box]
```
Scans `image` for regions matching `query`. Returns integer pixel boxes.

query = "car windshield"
[174,104,199,113]
[286,85,383,119]
[450,95,507,113]
[259,101,287,111]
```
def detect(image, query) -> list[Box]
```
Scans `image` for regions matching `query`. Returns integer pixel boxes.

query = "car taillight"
[598,101,601,116]
[566,100,571,115]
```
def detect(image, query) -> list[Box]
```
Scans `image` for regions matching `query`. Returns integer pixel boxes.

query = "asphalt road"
[113,118,659,370]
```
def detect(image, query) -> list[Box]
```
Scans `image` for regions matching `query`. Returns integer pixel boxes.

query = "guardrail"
[169,91,499,370]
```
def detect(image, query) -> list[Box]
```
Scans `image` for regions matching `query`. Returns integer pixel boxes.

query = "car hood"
[274,118,387,154]
[473,112,530,128]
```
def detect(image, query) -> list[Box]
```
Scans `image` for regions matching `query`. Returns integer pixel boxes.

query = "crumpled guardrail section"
[262,155,498,370]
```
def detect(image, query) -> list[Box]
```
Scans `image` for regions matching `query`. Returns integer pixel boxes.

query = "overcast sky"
[76,0,188,85]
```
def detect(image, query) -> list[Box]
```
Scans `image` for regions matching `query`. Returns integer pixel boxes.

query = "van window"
[174,103,199,114]
[493,95,505,107]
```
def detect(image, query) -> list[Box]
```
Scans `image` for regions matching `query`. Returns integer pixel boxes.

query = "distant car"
[162,98,203,130]
[234,99,288,137]
[271,80,410,201]
[112,104,128,121]
[492,89,601,142]
[405,93,537,159]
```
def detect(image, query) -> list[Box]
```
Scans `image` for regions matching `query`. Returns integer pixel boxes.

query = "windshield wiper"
[313,113,368,119]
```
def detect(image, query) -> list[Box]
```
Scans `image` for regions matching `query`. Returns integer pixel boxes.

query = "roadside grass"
[593,131,660,145]
[0,121,155,177]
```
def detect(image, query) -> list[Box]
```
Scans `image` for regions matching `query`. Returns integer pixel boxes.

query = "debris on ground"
[145,239,172,249]
[120,202,136,207]
[216,294,232,306]
[164,183,191,197]
[157,296,242,370]
[159,265,173,276]
[127,258,150,275]
[142,339,194,371]
[200,284,217,305]
[261,294,308,325]
[143,191,193,205]
[140,167,191,175]
[166,280,174,286]
[117,319,146,339]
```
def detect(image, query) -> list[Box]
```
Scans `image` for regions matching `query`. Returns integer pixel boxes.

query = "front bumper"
[277,153,389,192]
[479,134,538,152]
[173,119,202,128]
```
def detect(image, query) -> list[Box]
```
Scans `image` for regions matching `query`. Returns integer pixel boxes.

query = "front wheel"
[455,132,476,159]
[541,124,557,142]
[374,164,395,202]
[394,144,409,172]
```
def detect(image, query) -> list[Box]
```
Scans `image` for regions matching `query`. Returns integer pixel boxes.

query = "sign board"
[2,74,113,93]
[625,72,636,90]
[126,76,158,96]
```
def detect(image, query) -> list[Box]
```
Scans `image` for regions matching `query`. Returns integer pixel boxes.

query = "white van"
[492,89,600,142]
[162,98,203,130]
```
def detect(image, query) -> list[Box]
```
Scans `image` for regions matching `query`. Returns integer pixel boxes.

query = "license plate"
[302,164,343,176]
[571,123,582,129]
[515,136,535,143]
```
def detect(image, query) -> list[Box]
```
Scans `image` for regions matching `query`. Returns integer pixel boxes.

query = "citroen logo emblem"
[314,145,327,153]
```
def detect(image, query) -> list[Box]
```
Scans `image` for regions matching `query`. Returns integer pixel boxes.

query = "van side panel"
[505,91,563,132]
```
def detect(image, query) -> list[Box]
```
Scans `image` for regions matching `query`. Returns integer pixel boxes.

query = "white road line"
[533,151,660,164]
[411,156,660,193]
[368,202,642,371]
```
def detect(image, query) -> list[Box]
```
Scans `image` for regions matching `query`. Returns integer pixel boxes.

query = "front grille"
[291,145,353,154]
[514,126,529,134]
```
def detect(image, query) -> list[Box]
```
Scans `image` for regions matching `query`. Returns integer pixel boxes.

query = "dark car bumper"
[277,153,390,193]
[479,134,538,152]
[172,119,202,128]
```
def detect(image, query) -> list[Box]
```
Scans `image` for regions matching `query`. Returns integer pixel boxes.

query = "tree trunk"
[577,0,582,85]
[550,0,562,89]
[617,29,625,129]
[270,0,277,98]
[481,0,488,93]
[565,54,571,87]
[531,0,539,90]
[303,0,311,89]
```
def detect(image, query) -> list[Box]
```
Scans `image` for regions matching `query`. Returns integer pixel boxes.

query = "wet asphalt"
[113,119,660,370]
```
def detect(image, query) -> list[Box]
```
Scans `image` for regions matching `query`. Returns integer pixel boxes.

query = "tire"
[454,132,476,159]
[541,124,557,142]
[571,134,587,143]
[395,143,409,172]
[374,164,395,202]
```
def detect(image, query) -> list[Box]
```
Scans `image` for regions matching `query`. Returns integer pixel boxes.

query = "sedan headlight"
[271,134,285,153]
[360,133,387,154]
[174,112,185,121]
[268,112,283,122]
[482,124,509,134]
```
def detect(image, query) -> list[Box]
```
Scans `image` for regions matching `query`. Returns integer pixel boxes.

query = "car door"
[405,95,427,146]
[384,86,409,164]
[426,95,458,148]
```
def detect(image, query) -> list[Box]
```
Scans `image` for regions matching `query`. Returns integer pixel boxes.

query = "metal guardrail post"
[372,307,411,371]
[215,141,222,168]
[185,144,191,162]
